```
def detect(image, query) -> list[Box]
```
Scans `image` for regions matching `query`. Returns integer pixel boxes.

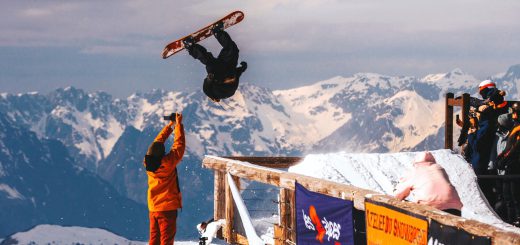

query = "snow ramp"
[289,149,520,233]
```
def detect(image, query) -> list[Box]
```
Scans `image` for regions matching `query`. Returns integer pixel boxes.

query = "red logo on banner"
[310,205,327,243]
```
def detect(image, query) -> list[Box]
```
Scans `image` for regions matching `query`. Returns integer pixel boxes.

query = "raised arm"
[163,113,185,166]
[154,120,175,143]
[393,175,413,201]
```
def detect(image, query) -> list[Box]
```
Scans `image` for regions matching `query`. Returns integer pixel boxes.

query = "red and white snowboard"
[161,11,245,59]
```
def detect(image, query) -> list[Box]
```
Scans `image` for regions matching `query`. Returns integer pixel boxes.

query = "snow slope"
[0,225,201,245]
[289,149,520,233]
[1,225,145,244]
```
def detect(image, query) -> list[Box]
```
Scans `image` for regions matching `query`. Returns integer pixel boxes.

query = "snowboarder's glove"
[238,61,247,73]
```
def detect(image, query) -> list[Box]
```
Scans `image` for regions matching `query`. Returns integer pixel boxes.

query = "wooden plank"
[203,156,377,210]
[447,97,463,107]
[494,231,520,245]
[203,157,229,172]
[223,156,303,168]
[203,157,284,187]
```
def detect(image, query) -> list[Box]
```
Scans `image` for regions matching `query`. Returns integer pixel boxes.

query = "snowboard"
[161,11,245,59]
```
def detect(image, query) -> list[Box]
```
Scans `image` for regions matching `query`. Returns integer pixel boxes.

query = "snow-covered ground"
[289,149,520,233]
[0,224,202,245]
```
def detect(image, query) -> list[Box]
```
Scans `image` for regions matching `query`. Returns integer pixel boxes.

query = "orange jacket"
[146,122,185,212]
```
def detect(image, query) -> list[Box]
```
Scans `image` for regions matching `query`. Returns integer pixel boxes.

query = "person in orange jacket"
[144,113,185,245]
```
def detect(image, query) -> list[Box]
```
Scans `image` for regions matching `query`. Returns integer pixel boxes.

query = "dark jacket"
[203,62,247,100]
[468,107,497,173]
[497,124,520,174]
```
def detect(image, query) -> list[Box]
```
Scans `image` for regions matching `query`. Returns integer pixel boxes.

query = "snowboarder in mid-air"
[183,22,247,102]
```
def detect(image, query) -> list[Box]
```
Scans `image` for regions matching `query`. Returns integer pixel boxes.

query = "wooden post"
[279,188,290,244]
[445,93,454,150]
[214,170,226,239]
[461,93,470,129]
[289,190,296,242]
[224,174,241,244]
[225,174,235,244]
[214,171,226,220]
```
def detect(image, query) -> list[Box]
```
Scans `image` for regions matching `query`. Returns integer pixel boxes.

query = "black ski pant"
[188,31,239,78]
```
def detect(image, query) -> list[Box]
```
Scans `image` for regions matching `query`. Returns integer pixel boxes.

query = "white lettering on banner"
[428,238,446,245]
[302,210,315,231]
[322,217,341,241]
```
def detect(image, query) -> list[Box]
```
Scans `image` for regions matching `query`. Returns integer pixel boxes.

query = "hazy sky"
[1,0,519,98]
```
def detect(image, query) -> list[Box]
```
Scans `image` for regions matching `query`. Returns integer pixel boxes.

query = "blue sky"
[0,0,519,98]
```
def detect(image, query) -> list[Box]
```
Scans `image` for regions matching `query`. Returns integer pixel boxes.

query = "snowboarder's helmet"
[478,80,496,91]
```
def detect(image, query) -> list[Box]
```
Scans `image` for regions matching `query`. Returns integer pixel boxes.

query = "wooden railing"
[444,92,520,150]
[203,155,520,245]
[444,92,470,150]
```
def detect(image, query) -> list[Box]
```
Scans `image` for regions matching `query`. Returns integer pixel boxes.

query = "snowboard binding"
[182,36,195,49]
[211,22,224,36]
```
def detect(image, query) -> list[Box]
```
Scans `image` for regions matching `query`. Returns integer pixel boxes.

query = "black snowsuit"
[187,30,246,101]
[496,123,520,224]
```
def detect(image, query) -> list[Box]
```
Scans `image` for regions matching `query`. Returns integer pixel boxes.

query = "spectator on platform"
[394,152,463,216]
[496,103,520,226]
[494,112,514,218]
[467,103,497,175]
[476,83,508,207]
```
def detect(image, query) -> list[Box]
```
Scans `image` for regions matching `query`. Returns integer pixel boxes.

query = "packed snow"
[289,149,520,233]
[1,224,204,245]
[2,225,145,244]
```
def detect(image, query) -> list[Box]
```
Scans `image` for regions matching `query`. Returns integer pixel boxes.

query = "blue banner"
[295,182,354,245]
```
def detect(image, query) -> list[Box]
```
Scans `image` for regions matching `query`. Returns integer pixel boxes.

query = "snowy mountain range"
[0,64,519,240]
[0,111,148,240]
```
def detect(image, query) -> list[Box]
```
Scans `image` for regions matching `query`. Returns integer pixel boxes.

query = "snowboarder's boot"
[211,22,224,36]
[182,37,195,50]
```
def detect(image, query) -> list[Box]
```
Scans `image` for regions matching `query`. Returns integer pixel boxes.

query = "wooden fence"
[202,156,520,245]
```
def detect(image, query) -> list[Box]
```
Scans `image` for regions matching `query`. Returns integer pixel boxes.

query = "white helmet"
[478,80,496,91]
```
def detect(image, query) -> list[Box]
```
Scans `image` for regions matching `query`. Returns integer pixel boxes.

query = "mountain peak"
[505,64,520,79]
[445,68,466,78]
